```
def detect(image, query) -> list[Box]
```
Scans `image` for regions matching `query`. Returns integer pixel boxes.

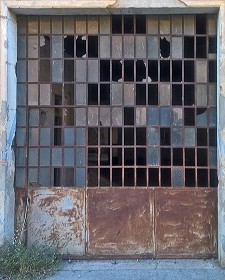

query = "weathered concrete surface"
[155,189,217,258]
[46,259,225,280]
[87,189,154,256]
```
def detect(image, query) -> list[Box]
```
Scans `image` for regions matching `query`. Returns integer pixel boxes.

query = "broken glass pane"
[160,16,170,34]
[112,60,122,82]
[52,17,62,34]
[100,108,110,126]
[64,17,74,34]
[28,36,38,58]
[76,168,86,187]
[100,36,110,58]
[136,36,146,59]
[64,84,74,106]
[197,108,207,126]
[76,60,86,82]
[76,84,86,105]
[64,108,74,126]
[160,37,170,58]
[112,36,122,58]
[52,148,62,166]
[172,128,183,146]
[136,108,146,126]
[196,61,207,83]
[147,16,158,34]
[88,107,98,126]
[76,17,86,34]
[76,148,86,167]
[172,16,182,34]
[29,109,39,126]
[172,168,184,187]
[29,148,38,166]
[64,128,74,146]
[40,128,50,146]
[52,84,62,105]
[124,84,135,105]
[148,36,158,59]
[160,108,171,125]
[88,60,98,82]
[100,16,110,34]
[28,84,38,105]
[40,84,51,105]
[112,108,122,126]
[124,36,134,59]
[172,37,182,59]
[148,108,159,125]
[184,15,194,35]
[148,127,159,146]
[148,148,159,166]
[40,148,50,166]
[76,108,86,126]
[137,60,147,81]
[88,16,98,34]
[40,108,54,126]
[112,84,122,105]
[52,60,62,82]
[159,84,171,106]
[29,128,38,146]
[52,36,62,58]
[28,60,38,82]
[76,36,86,58]
[172,108,183,126]
[184,128,195,146]
[64,148,75,166]
[40,36,50,58]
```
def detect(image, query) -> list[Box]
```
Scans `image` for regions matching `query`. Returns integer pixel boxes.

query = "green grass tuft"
[0,239,62,280]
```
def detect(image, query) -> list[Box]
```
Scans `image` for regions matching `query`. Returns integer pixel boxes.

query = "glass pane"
[88,16,98,34]
[75,84,86,105]
[147,16,158,34]
[136,108,146,126]
[29,109,39,126]
[172,37,182,59]
[184,15,194,35]
[100,16,110,34]
[16,128,26,146]
[88,107,98,126]
[208,15,217,35]
[40,16,50,34]
[29,148,38,166]
[17,84,27,106]
[40,84,51,105]
[40,128,51,146]
[124,36,134,58]
[160,108,171,126]
[196,85,207,106]
[76,17,86,34]
[112,108,122,126]
[209,147,217,167]
[17,60,26,82]
[52,36,62,58]
[76,108,86,126]
[76,168,86,187]
[112,84,122,105]
[28,16,38,34]
[64,148,75,166]
[52,148,62,166]
[28,84,38,105]
[16,148,26,166]
[172,16,182,34]
[76,148,86,166]
[64,17,74,34]
[40,148,50,166]
[88,60,98,82]
[184,128,195,146]
[17,36,26,58]
[100,36,110,58]
[148,148,159,166]
[52,60,62,82]
[100,108,110,126]
[124,84,135,105]
[28,60,38,82]
[52,17,62,34]
[64,128,74,146]
[148,36,158,59]
[172,168,184,187]
[39,168,51,186]
[196,61,207,83]
[159,84,170,105]
[29,128,38,146]
[40,108,54,126]
[16,168,25,187]
[208,85,217,106]
[148,127,159,146]
[18,17,26,34]
[112,36,122,58]
[160,16,170,34]
[136,36,146,58]
[40,60,50,82]
[209,108,217,126]
[28,36,38,58]
[17,108,26,127]
[148,108,159,125]
[76,60,86,82]
[76,128,86,146]
[172,108,183,126]
[28,168,38,185]
[172,128,183,146]
[197,108,208,126]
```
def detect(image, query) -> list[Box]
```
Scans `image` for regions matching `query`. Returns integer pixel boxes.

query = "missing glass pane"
[160,37,170,58]
[88,168,98,187]
[161,168,171,186]
[184,37,194,58]
[100,148,110,166]
[112,128,122,145]
[161,148,171,166]
[64,36,74,57]
[197,148,208,166]
[160,128,171,146]
[185,168,195,187]
[112,60,122,82]
[112,148,122,166]
[136,128,146,145]
[148,168,159,186]
[54,168,61,186]
[172,61,182,82]
[210,169,218,188]
[184,84,195,105]
[209,128,217,146]
[124,107,134,125]
[124,15,134,34]
[124,128,134,145]
[197,169,208,187]
[54,128,61,146]
[136,84,146,105]
[100,169,110,186]
[184,61,194,82]
[124,60,134,82]
[76,36,86,58]
[173,148,183,166]
[88,36,98,58]
[197,128,208,146]
[112,15,122,34]
[209,61,217,83]
[124,168,134,186]
[196,14,206,34]
[136,60,146,82]
[88,84,98,105]
[160,61,170,82]
[172,85,182,105]
[148,60,158,82]
[136,15,146,34]
[137,148,146,165]
[209,36,217,54]
[196,37,206,58]
[100,127,110,145]
[112,168,122,186]
[125,148,134,166]
[137,168,147,186]
[184,108,195,126]
[100,84,110,105]
[88,128,98,145]
[148,84,158,105]
[100,60,110,82]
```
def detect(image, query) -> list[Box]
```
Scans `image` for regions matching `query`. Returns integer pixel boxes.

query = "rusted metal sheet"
[87,188,154,256]
[155,188,217,258]
[15,188,27,242]
[18,187,86,255]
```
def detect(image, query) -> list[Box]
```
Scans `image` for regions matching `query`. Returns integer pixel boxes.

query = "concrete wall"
[0,0,225,266]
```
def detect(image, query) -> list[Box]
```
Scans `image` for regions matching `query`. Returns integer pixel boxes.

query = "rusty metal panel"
[155,188,217,258]
[15,188,27,241]
[87,188,154,256]
[25,187,86,255]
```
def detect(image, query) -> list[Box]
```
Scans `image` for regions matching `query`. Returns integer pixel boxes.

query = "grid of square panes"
[16,14,217,188]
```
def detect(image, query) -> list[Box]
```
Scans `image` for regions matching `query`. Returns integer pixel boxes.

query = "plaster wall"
[0,0,225,266]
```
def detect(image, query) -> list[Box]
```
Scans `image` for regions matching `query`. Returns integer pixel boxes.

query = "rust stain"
[87,188,154,256]
[155,188,217,258]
